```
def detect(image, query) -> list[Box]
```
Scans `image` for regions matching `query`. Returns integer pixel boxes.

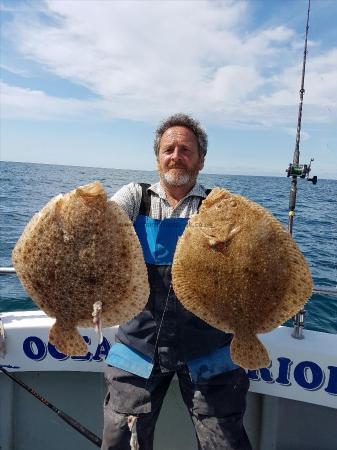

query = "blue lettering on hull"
[294,361,325,391]
[22,335,112,362]
[23,336,47,361]
[325,367,337,395]
[20,335,337,399]
[247,356,336,397]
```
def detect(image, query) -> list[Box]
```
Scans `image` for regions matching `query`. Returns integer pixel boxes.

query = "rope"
[127,415,140,450]
[92,301,103,344]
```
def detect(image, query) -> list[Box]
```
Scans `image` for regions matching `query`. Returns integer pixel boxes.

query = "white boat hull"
[1,311,337,449]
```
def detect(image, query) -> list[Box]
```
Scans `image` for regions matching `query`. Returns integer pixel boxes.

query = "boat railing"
[0,267,16,274]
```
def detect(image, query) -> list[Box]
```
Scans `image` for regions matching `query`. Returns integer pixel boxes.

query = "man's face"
[157,126,204,187]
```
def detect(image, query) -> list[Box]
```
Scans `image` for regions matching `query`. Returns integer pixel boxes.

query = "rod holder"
[292,309,306,339]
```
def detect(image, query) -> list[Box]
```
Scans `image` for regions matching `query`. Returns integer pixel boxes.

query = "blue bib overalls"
[102,183,252,450]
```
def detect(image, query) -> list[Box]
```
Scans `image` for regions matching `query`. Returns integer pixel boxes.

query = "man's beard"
[160,168,198,187]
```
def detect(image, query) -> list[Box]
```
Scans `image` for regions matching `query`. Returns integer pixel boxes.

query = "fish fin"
[200,224,241,250]
[49,320,87,356]
[231,332,270,370]
[76,181,107,205]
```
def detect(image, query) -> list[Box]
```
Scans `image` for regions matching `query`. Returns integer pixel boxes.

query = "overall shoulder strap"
[139,183,151,216]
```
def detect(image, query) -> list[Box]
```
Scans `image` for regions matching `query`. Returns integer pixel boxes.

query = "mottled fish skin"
[231,330,270,370]
[48,321,87,356]
[12,181,150,356]
[172,188,312,369]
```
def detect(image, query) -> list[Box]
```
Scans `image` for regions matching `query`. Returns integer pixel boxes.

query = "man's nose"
[171,147,182,161]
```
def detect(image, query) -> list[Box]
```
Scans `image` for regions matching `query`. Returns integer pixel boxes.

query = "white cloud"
[0,81,96,120]
[2,0,336,127]
[0,63,30,77]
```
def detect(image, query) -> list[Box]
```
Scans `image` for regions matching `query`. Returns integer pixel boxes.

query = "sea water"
[1,161,336,333]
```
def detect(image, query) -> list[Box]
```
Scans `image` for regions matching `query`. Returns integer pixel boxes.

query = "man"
[102,114,252,450]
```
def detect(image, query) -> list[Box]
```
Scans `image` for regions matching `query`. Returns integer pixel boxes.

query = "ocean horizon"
[3,159,335,181]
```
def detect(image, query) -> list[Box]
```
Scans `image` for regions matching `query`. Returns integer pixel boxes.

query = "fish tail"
[231,332,270,370]
[49,320,87,356]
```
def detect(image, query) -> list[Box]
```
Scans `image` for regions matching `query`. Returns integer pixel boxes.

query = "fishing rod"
[286,0,317,340]
[0,367,102,448]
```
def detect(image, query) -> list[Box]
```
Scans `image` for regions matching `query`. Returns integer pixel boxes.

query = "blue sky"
[1,0,336,178]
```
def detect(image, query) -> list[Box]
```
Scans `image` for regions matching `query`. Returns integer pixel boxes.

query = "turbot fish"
[12,181,149,356]
[172,188,312,369]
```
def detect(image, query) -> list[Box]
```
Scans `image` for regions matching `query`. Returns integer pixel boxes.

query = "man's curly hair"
[154,113,208,159]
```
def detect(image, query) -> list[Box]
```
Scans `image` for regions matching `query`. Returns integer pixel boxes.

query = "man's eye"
[181,147,191,154]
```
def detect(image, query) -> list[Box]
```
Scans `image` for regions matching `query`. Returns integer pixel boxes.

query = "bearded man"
[102,114,252,450]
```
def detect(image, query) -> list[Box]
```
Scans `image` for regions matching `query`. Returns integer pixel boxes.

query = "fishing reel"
[286,158,317,184]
